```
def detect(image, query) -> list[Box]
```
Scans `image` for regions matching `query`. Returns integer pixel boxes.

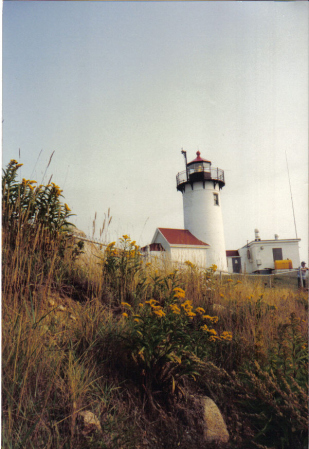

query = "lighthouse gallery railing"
[176,167,225,187]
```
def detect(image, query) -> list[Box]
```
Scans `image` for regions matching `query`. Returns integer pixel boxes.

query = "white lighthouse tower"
[176,151,227,272]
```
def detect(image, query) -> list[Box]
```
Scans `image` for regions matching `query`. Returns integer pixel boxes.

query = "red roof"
[158,228,208,246]
[188,151,211,165]
[226,250,240,257]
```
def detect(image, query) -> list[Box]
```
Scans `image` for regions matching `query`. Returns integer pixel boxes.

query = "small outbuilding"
[141,227,209,267]
[226,230,301,274]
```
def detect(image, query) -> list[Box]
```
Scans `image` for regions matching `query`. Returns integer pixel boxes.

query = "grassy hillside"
[2,161,308,449]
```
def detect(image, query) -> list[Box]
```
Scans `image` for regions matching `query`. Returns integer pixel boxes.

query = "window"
[272,248,283,262]
[214,193,219,206]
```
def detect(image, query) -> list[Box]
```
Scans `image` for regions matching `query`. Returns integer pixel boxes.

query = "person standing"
[298,261,308,288]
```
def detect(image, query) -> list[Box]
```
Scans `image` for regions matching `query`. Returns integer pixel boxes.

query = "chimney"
[274,234,279,240]
[254,229,260,241]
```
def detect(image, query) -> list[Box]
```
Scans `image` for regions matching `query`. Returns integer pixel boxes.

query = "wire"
[285,151,298,239]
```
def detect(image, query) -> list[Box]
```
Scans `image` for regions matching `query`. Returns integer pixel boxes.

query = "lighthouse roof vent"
[187,151,211,166]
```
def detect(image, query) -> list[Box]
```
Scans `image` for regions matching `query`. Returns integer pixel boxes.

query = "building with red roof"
[141,227,209,267]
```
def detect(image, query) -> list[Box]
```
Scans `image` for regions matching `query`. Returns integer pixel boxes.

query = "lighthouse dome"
[187,151,211,166]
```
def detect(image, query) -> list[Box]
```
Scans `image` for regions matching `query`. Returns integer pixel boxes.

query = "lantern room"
[176,151,225,192]
[187,151,211,172]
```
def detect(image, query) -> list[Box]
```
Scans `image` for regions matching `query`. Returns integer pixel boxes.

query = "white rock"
[212,303,226,312]
[201,396,229,443]
[78,410,102,435]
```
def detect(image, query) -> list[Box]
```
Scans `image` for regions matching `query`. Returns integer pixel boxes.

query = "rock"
[200,397,229,443]
[57,305,66,312]
[77,410,102,435]
[72,228,87,238]
[48,299,56,307]
[212,303,226,312]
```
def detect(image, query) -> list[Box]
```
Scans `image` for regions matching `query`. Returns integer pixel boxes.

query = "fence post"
[269,275,272,288]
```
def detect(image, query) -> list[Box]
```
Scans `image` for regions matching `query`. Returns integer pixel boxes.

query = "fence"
[72,233,305,291]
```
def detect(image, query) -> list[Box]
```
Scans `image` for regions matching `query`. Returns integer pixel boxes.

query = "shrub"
[103,236,144,304]
[120,288,233,412]
[2,159,82,298]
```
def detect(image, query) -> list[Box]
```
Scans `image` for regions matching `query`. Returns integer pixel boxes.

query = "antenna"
[285,150,298,239]
[31,149,43,178]
[181,148,188,181]
[139,216,149,243]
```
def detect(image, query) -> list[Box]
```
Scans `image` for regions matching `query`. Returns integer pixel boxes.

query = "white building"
[142,227,209,267]
[226,229,301,274]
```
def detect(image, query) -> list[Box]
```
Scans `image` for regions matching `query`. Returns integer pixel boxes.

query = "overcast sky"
[2,1,308,261]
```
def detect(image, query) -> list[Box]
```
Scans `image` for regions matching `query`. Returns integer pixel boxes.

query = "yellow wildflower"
[169,304,181,314]
[200,325,208,332]
[145,299,158,306]
[185,260,195,268]
[64,203,71,212]
[153,309,166,318]
[122,234,129,240]
[151,305,163,311]
[173,287,185,299]
[138,303,144,308]
[121,302,132,308]
[227,279,233,283]
[122,313,128,318]
[202,315,218,323]
[16,163,23,168]
[134,318,140,323]
[195,307,206,315]
[208,329,217,336]
[180,300,192,310]
[209,335,221,342]
[172,309,180,315]
[221,331,233,341]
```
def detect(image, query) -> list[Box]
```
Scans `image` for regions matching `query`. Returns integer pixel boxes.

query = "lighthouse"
[176,151,227,272]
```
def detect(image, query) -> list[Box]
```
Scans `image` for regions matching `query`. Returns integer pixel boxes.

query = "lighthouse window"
[214,193,219,206]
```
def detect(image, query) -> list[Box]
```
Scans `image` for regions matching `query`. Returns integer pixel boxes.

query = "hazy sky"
[2,1,308,261]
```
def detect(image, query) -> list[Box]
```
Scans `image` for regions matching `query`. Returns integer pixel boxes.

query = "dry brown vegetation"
[2,161,308,449]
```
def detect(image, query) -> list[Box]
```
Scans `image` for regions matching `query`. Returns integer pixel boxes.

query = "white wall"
[170,246,207,267]
[182,181,227,271]
[152,229,208,268]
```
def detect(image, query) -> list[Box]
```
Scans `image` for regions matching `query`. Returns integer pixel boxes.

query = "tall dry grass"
[2,161,308,448]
